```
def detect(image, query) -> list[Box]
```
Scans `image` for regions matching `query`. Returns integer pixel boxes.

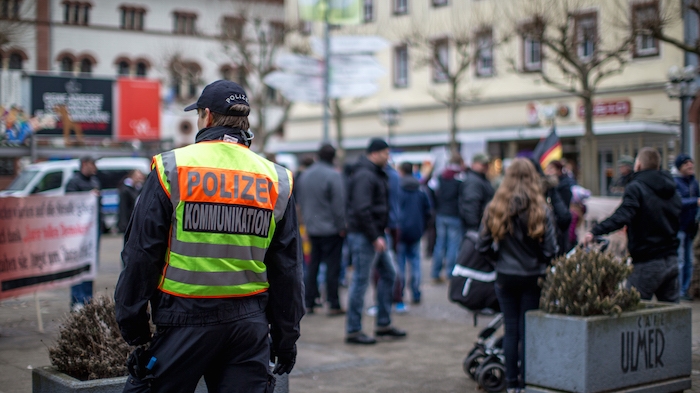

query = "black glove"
[271,346,296,375]
[126,346,157,380]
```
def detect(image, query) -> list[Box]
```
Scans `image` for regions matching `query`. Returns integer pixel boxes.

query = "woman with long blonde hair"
[477,158,558,393]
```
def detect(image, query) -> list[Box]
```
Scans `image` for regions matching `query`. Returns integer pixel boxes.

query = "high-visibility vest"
[152,141,292,298]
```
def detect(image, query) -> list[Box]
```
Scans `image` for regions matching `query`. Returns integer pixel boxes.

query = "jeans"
[432,214,463,279]
[71,281,93,306]
[306,235,344,309]
[495,273,542,390]
[397,240,421,303]
[346,232,395,334]
[677,231,694,297]
[628,255,679,303]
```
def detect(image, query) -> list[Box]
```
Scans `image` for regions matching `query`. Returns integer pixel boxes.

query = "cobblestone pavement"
[1,234,700,392]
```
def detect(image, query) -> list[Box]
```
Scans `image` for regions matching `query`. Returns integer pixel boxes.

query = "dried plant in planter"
[49,295,131,381]
[540,248,641,316]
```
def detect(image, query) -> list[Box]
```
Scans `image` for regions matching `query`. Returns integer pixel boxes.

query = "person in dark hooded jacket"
[586,147,681,303]
[397,162,432,305]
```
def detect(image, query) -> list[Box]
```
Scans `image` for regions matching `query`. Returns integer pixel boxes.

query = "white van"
[0,157,151,232]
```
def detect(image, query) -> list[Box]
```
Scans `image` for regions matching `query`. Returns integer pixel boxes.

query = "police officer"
[115,80,305,392]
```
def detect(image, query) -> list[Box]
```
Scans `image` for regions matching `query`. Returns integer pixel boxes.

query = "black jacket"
[66,171,101,193]
[458,170,494,232]
[556,174,575,208]
[591,170,681,263]
[117,181,140,233]
[114,126,305,355]
[346,154,389,242]
[434,168,462,217]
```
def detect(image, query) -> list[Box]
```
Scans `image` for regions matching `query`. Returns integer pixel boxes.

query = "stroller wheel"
[477,361,507,393]
[463,349,486,380]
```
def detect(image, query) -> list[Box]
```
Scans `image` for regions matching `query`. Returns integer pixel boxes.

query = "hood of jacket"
[440,165,462,180]
[400,175,420,190]
[634,170,677,200]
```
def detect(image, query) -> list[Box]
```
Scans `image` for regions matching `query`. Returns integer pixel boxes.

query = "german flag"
[533,128,562,168]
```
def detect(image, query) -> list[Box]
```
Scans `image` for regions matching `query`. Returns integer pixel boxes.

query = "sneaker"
[365,305,378,317]
[395,302,408,314]
[375,326,407,338]
[411,298,421,305]
[70,303,84,313]
[680,295,693,302]
[345,332,377,345]
[431,277,445,285]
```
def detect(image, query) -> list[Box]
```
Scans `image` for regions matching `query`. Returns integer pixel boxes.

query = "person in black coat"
[585,147,681,303]
[458,153,494,233]
[117,170,146,235]
[65,155,101,309]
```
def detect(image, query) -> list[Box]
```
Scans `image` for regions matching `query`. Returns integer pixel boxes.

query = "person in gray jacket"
[297,143,347,315]
[478,158,558,393]
[459,152,494,232]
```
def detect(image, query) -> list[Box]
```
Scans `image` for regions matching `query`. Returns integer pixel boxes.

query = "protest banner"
[0,193,98,300]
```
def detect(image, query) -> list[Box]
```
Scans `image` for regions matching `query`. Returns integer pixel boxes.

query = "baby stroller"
[449,231,506,393]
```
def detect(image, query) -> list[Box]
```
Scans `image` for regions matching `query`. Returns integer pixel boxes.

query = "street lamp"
[378,106,401,146]
[666,65,698,155]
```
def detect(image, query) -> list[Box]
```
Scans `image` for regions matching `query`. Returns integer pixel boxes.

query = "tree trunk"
[332,99,345,164]
[580,97,600,195]
[254,106,266,152]
[449,85,459,154]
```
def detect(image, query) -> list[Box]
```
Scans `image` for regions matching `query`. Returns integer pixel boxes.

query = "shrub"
[49,295,131,381]
[540,247,641,316]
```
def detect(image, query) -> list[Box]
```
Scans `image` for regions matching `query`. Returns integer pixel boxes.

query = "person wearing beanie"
[674,153,699,301]
[609,155,635,196]
[296,143,347,315]
[345,137,407,344]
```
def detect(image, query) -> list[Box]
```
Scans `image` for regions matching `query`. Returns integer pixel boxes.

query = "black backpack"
[448,231,500,312]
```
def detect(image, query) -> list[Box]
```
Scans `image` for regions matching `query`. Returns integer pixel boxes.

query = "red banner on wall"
[117,78,160,140]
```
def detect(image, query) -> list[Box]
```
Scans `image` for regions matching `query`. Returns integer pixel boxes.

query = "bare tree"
[511,0,634,194]
[400,9,497,154]
[0,0,35,54]
[219,5,304,152]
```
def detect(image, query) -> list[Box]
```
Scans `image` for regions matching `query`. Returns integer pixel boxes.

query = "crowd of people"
[294,137,699,393]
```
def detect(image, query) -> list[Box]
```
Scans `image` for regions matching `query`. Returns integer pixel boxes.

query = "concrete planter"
[525,302,692,393]
[33,366,288,393]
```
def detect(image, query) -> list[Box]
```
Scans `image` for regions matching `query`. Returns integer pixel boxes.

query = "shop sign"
[578,99,631,118]
[117,78,160,141]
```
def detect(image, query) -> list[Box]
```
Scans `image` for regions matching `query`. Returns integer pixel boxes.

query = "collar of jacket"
[357,154,386,177]
[195,126,248,145]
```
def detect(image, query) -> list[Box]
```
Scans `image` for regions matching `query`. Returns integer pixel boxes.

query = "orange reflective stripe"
[177,166,277,210]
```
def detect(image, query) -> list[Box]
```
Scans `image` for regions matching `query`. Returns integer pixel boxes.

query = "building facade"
[1,0,284,149]
[280,0,688,194]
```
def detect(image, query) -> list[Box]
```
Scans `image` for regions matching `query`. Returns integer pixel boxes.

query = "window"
[0,0,22,19]
[32,172,63,194]
[522,34,542,72]
[117,60,130,75]
[432,38,448,83]
[135,61,147,76]
[173,11,196,35]
[632,2,659,57]
[394,44,408,88]
[575,12,597,61]
[8,52,22,69]
[63,1,90,25]
[298,20,312,35]
[60,56,74,73]
[120,6,145,30]
[364,0,373,23]
[222,16,244,40]
[171,61,201,99]
[269,21,285,45]
[432,0,448,7]
[79,58,92,74]
[220,65,245,83]
[393,0,408,15]
[476,29,494,77]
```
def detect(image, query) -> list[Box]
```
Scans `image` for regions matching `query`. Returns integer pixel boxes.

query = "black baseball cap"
[184,80,250,115]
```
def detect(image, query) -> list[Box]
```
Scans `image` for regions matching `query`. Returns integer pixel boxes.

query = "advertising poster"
[117,78,160,141]
[0,193,98,300]
[31,75,113,137]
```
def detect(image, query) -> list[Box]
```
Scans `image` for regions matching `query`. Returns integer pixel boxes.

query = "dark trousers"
[122,311,274,393]
[495,273,542,390]
[628,255,679,303]
[306,234,344,310]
